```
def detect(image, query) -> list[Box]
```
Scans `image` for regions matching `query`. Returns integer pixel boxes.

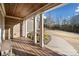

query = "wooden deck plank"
[12,38,61,56]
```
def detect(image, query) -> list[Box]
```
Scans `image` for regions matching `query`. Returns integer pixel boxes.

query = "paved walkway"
[12,38,61,56]
[45,29,79,56]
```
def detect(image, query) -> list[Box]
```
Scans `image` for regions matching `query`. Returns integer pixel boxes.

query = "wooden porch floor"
[12,38,61,56]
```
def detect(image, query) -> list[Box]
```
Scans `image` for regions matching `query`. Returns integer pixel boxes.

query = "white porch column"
[40,13,44,47]
[33,16,37,44]
[25,20,27,38]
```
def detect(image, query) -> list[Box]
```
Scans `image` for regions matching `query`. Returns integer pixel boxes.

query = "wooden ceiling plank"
[4,3,47,18]
[15,4,24,17]
[12,3,18,16]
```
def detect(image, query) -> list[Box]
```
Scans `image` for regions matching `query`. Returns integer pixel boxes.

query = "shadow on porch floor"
[12,37,61,56]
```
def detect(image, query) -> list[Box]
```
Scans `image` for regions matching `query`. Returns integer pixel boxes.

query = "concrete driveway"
[45,29,79,56]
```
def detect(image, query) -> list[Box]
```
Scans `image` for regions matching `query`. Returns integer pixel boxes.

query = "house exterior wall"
[13,23,20,38]
[27,19,34,33]
[12,18,38,38]
[27,17,40,33]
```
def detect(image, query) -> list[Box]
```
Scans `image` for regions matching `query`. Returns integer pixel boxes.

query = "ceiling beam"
[5,15,22,20]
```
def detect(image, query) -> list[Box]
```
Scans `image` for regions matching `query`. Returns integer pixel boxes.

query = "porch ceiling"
[4,3,62,29]
[4,3,47,18]
[4,3,47,28]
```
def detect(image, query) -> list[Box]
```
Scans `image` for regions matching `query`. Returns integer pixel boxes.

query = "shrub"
[27,32,51,44]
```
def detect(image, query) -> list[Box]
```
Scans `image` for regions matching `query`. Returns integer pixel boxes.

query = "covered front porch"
[0,3,63,56]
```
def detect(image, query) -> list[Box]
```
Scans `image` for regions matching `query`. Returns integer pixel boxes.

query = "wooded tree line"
[44,15,79,33]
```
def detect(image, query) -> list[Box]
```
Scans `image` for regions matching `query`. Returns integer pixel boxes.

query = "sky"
[44,3,79,23]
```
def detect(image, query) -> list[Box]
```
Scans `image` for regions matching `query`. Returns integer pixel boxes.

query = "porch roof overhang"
[3,3,63,28]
